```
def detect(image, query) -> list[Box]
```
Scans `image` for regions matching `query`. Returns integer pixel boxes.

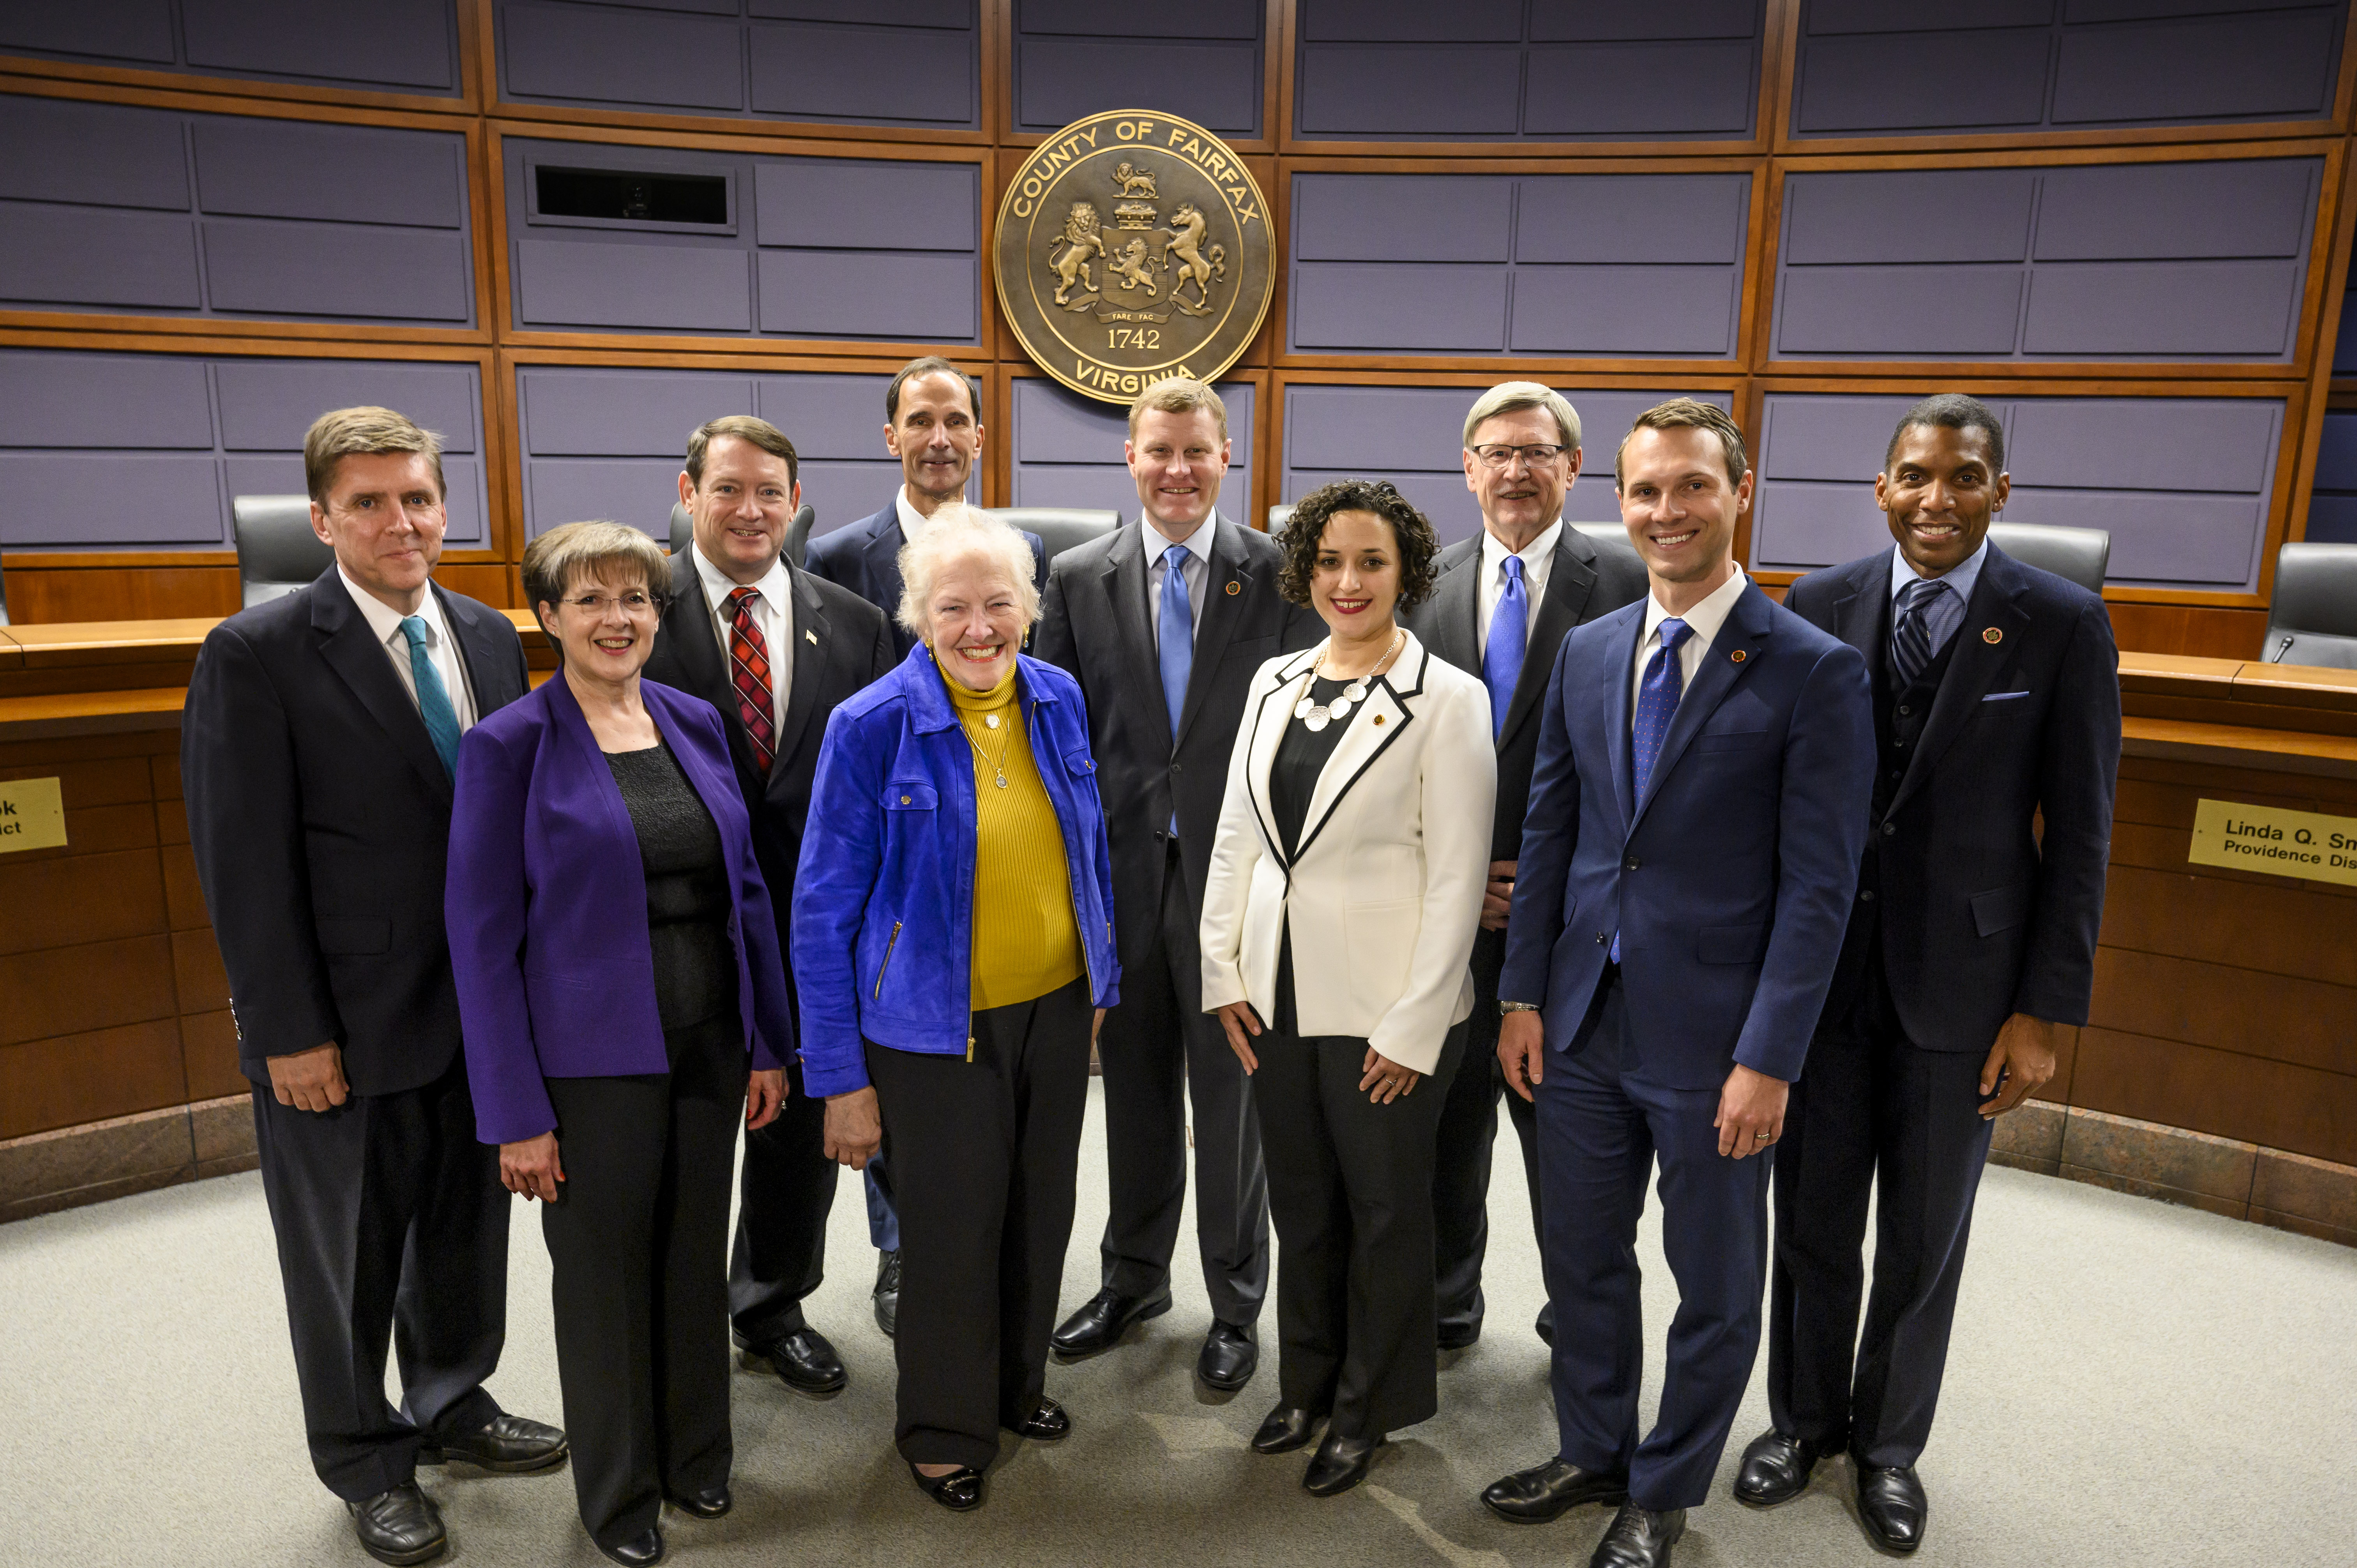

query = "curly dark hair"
[1276,478,1441,614]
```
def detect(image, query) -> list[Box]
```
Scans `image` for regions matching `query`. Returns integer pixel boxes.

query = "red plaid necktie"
[725,587,776,774]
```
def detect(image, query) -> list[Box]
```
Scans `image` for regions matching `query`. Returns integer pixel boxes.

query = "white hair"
[894,503,1041,637]
[1463,381,1583,451]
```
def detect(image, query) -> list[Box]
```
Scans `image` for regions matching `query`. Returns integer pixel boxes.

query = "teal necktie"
[399,615,463,777]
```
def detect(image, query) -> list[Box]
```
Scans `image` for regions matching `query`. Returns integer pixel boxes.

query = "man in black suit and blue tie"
[1482,399,1875,1568]
[1735,395,2119,1554]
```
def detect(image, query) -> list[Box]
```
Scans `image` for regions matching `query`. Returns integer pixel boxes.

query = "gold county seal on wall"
[993,109,1273,405]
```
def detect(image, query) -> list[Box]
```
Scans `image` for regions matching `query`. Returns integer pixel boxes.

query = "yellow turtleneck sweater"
[943,661,1084,1010]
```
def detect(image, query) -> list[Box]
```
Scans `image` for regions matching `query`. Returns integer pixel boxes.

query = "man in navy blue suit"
[1481,399,1874,1568]
[1734,396,2118,1554]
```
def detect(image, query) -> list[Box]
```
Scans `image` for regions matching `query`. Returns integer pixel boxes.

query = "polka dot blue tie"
[1614,616,1690,964]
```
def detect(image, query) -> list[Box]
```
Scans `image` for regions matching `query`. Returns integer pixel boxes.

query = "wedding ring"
[1754,1131,1772,1141]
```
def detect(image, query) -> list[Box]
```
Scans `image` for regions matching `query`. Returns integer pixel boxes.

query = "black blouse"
[605,742,737,1033]
[1269,673,1362,862]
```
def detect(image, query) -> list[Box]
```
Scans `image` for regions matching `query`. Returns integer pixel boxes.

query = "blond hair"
[1463,382,1581,451]
[303,406,444,505]
[1127,376,1228,440]
[896,503,1041,637]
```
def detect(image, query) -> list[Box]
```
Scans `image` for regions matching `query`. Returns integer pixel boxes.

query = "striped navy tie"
[1889,577,1946,689]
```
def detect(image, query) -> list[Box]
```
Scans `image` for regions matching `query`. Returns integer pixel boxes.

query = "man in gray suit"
[1406,382,1649,1350]
[1034,378,1320,1390]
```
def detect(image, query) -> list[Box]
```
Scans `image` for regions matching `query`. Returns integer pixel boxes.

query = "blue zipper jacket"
[792,645,1121,1098]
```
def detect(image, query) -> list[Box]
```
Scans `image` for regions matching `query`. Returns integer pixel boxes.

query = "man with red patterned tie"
[640,415,897,1402]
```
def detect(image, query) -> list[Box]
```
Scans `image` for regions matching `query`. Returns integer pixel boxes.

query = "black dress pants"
[250,1055,509,1502]
[1095,841,1269,1328]
[867,977,1092,1470]
[1768,957,1996,1469]
[1251,1022,1464,1440]
[1432,924,1542,1338]
[541,1015,747,1550]
[726,1052,839,1347]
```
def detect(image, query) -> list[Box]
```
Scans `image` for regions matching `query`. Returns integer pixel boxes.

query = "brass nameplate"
[2187,798,2357,888]
[993,109,1273,405]
[0,776,67,854]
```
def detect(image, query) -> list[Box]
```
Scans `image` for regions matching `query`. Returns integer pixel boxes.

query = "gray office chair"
[1986,521,2110,595]
[0,553,10,626]
[232,495,336,608]
[668,501,815,567]
[987,507,1120,567]
[2262,541,2357,669]
[1268,503,1293,536]
[1569,521,1648,577]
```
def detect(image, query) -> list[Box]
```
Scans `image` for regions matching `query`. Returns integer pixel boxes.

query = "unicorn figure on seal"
[1159,203,1226,315]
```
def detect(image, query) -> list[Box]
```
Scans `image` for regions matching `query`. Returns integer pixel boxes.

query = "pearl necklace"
[1293,629,1404,733]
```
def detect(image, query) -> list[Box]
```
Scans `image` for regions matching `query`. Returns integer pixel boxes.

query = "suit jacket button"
[1623,854,1641,871]
[1171,762,1182,773]
[1881,822,1896,837]
[1860,888,1876,902]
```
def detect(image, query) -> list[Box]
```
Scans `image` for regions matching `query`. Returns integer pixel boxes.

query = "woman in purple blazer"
[447,521,791,1568]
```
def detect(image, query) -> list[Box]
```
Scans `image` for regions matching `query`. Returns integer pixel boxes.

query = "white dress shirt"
[691,542,794,731]
[338,566,478,730]
[1144,510,1215,640]
[1476,517,1564,648]
[1631,565,1749,717]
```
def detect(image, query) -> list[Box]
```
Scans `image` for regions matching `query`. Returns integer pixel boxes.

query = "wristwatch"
[1499,1000,1539,1015]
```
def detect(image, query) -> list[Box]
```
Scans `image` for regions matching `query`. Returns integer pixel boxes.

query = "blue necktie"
[1613,617,1690,964]
[1890,576,1945,689]
[399,615,464,778]
[1482,554,1527,738]
[1158,544,1194,835]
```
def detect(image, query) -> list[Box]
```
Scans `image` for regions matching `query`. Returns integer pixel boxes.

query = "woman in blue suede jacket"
[792,503,1118,1514]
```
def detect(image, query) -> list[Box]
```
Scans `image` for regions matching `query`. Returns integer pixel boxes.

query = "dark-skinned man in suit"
[638,414,897,1400]
[1735,395,2119,1555]
[1406,382,1648,1352]
[184,407,565,1567]
[1034,378,1320,1389]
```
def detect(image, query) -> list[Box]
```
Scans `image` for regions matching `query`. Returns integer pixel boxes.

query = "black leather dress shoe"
[597,1525,663,1566]
[1250,1404,1325,1455]
[745,1328,847,1396]
[1196,1323,1258,1390]
[1589,1502,1686,1568]
[346,1483,445,1566]
[1855,1462,1927,1553]
[1008,1397,1070,1442]
[664,1484,731,1519]
[909,1463,986,1511]
[1481,1459,1630,1523]
[1302,1432,1381,1496]
[1049,1285,1172,1358]
[1536,1305,1555,1346]
[873,1249,902,1338]
[1733,1428,1834,1506]
[418,1413,569,1473]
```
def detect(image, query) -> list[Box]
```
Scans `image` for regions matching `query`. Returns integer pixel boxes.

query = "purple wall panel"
[751,161,975,251]
[1522,41,1756,136]
[1295,49,1522,138]
[753,373,894,459]
[522,370,756,457]
[2007,398,2279,494]
[0,455,224,545]
[2021,261,2299,356]
[1285,469,1483,544]
[514,238,752,332]
[1532,0,1758,37]
[1292,178,1513,263]
[1792,29,2051,133]
[746,22,977,123]
[796,460,912,535]
[1014,40,1260,135]
[1757,395,1917,480]
[2309,413,2357,545]
[0,206,201,308]
[1516,175,1748,264]
[502,3,744,109]
[214,453,486,546]
[1777,170,2034,265]
[1751,479,1891,570]
[2011,487,2264,584]
[2051,10,2341,124]
[2035,160,2314,260]
[214,362,480,455]
[0,1,175,62]
[180,0,458,92]
[1509,266,1739,355]
[1290,265,1509,352]
[191,120,465,229]
[1810,0,2052,26]
[1776,265,2025,355]
[756,251,975,339]
[1300,0,1519,40]
[205,222,472,322]
[757,0,968,23]
[1023,0,1256,34]
[0,97,187,210]
[528,460,685,540]
[1006,377,1254,519]
[0,353,211,449]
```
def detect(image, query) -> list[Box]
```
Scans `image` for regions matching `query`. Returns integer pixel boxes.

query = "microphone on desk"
[2269,635,2295,664]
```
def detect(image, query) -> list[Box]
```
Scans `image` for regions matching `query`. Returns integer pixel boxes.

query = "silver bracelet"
[1499,1000,1539,1015]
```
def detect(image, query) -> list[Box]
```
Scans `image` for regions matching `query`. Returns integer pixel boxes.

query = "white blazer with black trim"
[1198,629,1496,1074]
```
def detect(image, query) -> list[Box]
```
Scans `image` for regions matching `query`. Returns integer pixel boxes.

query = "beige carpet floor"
[2,1080,2353,1567]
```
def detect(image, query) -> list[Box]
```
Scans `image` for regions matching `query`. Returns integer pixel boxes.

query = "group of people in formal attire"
[182,358,2120,1568]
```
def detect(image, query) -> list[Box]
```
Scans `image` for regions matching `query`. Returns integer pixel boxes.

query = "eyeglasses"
[1471,443,1569,470]
[561,591,659,616]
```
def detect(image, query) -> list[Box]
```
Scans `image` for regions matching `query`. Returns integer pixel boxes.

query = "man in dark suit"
[804,356,1046,658]
[1407,381,1648,1352]
[183,406,564,1567]
[1483,400,1874,1568]
[1735,395,2119,1554]
[639,414,897,1399]
[1033,379,1320,1390]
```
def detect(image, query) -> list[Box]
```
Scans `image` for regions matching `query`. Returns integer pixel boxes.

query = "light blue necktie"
[399,615,464,778]
[1158,544,1194,835]
[1482,553,1527,738]
[1613,617,1690,964]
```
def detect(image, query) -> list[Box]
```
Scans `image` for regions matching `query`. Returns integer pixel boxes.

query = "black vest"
[1857,599,1963,897]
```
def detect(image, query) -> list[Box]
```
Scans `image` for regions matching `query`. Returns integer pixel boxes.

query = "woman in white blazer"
[1200,478,1495,1497]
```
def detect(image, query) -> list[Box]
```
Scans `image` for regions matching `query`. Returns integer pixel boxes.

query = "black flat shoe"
[1049,1285,1172,1358]
[346,1483,445,1566]
[1250,1404,1325,1455]
[597,1525,663,1566]
[664,1484,731,1519]
[873,1249,902,1338]
[1589,1502,1685,1568]
[417,1413,569,1473]
[1733,1428,1836,1506]
[1481,1459,1630,1523]
[909,1463,986,1511]
[1302,1432,1380,1497]
[744,1328,847,1397]
[1008,1397,1070,1442]
[1855,1461,1927,1553]
[1196,1323,1258,1390]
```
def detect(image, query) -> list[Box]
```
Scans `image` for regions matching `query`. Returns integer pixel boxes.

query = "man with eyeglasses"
[1406,383,1648,1353]
[641,415,898,1403]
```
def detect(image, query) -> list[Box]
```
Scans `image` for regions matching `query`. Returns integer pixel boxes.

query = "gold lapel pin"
[806,629,818,644]
[1730,649,1748,663]
[1373,714,1385,726]
[1982,627,2003,645]
[1225,581,1241,595]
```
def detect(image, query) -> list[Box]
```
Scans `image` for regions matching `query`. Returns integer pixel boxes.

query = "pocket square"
[1982,690,2030,702]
